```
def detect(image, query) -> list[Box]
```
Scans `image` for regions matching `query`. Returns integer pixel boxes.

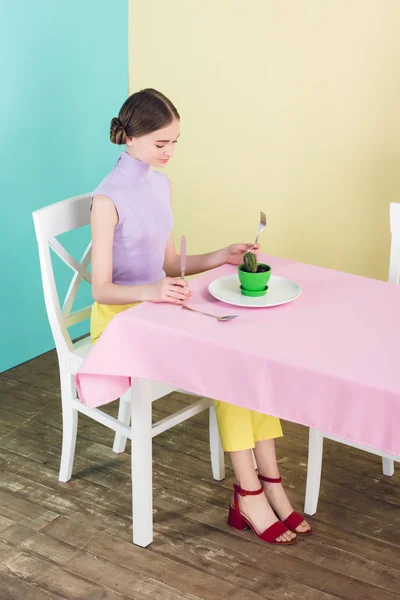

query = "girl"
[91,88,311,545]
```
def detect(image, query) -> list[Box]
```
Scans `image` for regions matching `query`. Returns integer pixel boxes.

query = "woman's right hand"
[147,277,192,304]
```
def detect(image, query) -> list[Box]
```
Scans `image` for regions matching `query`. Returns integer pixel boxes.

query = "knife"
[180,235,186,280]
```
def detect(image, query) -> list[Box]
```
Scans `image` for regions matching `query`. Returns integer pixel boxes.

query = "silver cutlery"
[255,211,267,245]
[182,305,238,322]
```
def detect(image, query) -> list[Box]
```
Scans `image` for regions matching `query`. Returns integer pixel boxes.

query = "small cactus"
[243,251,258,273]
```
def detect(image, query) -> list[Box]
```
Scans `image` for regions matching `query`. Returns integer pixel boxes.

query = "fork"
[182,306,238,322]
[255,211,267,245]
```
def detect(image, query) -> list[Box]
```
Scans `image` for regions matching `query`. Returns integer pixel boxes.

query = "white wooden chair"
[304,202,400,516]
[32,193,225,547]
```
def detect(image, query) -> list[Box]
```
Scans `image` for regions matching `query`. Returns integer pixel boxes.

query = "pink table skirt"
[76,255,400,457]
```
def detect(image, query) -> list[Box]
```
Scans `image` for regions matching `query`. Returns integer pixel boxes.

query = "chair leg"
[113,390,131,453]
[59,373,78,483]
[131,378,153,547]
[304,428,324,516]
[209,404,225,481]
[382,457,395,477]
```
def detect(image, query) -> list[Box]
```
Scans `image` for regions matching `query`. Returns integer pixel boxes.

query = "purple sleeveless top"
[93,152,173,286]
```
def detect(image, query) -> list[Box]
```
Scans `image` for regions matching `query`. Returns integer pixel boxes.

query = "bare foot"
[232,490,296,543]
[260,480,311,534]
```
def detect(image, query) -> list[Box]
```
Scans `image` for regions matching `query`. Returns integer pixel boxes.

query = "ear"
[125,137,134,147]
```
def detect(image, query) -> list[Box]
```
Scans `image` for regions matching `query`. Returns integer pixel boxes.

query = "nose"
[164,143,175,158]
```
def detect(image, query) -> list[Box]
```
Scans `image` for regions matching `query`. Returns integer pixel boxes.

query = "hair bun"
[110,117,126,145]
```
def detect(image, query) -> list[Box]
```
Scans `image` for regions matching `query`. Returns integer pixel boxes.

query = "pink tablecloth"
[76,255,400,456]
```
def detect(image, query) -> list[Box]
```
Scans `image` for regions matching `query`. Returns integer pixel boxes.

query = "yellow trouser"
[90,301,282,452]
[90,301,140,344]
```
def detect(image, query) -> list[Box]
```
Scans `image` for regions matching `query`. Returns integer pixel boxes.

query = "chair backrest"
[32,194,92,358]
[389,203,400,285]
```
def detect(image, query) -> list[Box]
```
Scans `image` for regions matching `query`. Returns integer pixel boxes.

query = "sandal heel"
[228,505,248,530]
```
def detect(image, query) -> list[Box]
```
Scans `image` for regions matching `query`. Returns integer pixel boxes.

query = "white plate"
[208,274,301,308]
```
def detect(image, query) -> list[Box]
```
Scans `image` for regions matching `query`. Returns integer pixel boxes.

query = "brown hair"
[110,88,180,145]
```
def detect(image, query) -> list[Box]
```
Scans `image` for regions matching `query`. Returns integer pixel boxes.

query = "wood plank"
[0,408,30,436]
[0,489,59,531]
[65,550,204,600]
[84,523,340,600]
[149,516,400,600]
[183,501,400,595]
[0,469,133,539]
[1,550,130,600]
[0,569,62,600]
[0,377,57,418]
[43,517,279,600]
[0,524,38,549]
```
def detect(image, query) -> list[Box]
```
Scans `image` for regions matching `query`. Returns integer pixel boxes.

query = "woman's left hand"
[223,243,260,266]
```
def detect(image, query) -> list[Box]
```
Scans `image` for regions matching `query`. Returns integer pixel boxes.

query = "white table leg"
[304,428,324,516]
[130,378,153,547]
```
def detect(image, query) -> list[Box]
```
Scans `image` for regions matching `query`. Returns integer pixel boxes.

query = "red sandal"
[258,474,312,536]
[227,483,297,545]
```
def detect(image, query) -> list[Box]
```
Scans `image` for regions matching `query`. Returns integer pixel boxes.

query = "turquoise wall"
[0,1,127,372]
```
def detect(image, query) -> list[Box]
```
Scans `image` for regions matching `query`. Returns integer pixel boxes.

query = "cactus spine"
[243,251,258,273]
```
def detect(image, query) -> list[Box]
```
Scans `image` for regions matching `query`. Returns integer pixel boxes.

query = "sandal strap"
[232,483,263,515]
[233,483,264,497]
[283,511,304,531]
[258,474,282,483]
[259,520,290,543]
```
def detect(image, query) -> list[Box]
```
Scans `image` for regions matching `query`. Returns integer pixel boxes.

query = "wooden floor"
[0,350,399,600]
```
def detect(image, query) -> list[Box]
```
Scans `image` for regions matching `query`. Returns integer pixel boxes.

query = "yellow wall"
[129,1,400,280]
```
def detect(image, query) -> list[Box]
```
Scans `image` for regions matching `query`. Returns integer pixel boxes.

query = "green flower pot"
[238,264,271,297]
